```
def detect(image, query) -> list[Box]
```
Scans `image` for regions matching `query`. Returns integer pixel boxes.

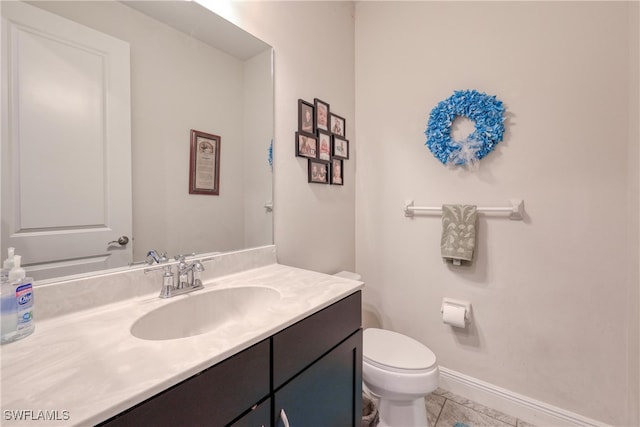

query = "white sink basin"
[131,286,281,341]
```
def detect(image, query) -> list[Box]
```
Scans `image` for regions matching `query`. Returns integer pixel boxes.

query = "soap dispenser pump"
[1,247,15,284]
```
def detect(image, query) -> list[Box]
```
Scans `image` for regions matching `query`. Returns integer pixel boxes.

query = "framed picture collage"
[296,98,349,185]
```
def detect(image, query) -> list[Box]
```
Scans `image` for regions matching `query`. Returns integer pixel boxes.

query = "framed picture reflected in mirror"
[189,129,221,195]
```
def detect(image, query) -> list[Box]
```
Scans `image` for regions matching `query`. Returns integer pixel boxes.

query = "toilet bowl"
[363,328,439,427]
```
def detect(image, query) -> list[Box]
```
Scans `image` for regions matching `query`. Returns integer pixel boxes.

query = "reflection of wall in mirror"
[25,1,273,263]
[243,49,274,248]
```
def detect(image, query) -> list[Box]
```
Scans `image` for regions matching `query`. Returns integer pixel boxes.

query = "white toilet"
[332,271,439,427]
[363,328,439,427]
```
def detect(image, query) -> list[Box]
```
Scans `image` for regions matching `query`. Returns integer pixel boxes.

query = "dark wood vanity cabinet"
[98,339,271,427]
[100,291,362,427]
[272,290,362,427]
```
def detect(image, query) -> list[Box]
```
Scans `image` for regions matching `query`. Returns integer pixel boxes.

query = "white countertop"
[0,264,363,426]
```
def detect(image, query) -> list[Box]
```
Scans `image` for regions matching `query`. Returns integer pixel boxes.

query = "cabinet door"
[100,339,270,427]
[273,330,362,427]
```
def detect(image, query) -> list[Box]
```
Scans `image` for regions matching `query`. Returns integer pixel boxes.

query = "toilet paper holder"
[440,298,472,324]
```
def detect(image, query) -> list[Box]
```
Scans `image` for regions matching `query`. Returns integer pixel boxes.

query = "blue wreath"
[425,90,505,165]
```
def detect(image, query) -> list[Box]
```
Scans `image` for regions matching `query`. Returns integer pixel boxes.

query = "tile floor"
[426,388,537,427]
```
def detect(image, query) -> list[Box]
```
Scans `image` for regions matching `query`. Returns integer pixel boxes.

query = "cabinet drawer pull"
[279,409,290,427]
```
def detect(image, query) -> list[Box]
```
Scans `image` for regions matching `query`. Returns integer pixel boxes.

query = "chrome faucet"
[145,256,206,298]
[175,256,205,289]
[176,256,189,289]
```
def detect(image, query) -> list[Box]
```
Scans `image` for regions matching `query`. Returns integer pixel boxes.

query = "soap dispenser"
[1,274,18,343]
[1,255,35,343]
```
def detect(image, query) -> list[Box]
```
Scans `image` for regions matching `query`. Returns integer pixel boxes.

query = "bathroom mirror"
[0,1,274,282]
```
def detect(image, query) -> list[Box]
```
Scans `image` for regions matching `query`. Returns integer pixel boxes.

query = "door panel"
[1,1,132,279]
[274,330,363,427]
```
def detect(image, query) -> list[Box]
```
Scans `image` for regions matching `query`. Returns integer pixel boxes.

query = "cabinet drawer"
[272,291,361,389]
[100,339,270,427]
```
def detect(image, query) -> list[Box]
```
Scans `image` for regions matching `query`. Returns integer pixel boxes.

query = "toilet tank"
[333,271,362,281]
[333,271,382,329]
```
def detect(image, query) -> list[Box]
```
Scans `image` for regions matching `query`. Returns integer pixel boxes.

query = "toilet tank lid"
[363,328,436,370]
[333,271,361,281]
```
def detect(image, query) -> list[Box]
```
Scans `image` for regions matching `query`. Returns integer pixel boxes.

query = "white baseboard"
[438,366,611,427]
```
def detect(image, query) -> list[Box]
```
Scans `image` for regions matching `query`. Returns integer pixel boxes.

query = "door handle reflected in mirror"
[108,236,129,246]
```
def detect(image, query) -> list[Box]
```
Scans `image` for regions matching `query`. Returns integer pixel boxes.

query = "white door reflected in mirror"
[1,1,133,280]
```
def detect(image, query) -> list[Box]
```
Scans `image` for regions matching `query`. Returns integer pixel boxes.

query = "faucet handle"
[147,250,168,264]
[159,265,174,298]
[174,253,196,262]
[144,264,175,298]
[192,260,205,287]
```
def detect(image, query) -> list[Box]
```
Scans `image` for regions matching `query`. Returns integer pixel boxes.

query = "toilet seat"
[363,328,436,373]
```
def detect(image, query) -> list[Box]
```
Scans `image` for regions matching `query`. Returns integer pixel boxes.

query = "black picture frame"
[331,158,343,185]
[298,99,315,134]
[329,113,345,138]
[332,135,349,159]
[314,98,330,132]
[308,159,329,184]
[317,129,332,162]
[295,131,318,159]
